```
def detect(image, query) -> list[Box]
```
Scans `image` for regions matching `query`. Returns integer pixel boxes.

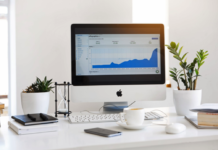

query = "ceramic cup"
[120,108,145,126]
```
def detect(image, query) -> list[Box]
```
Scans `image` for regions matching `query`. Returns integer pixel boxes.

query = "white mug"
[120,108,145,126]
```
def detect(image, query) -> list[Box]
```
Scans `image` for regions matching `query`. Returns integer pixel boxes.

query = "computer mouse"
[165,123,186,134]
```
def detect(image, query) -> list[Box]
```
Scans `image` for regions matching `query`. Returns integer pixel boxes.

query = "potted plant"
[166,42,209,116]
[21,76,54,114]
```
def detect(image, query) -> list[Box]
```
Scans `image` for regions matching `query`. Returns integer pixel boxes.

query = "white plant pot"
[21,92,50,114]
[173,89,202,116]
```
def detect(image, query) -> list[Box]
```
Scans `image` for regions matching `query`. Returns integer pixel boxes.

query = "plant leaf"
[195,69,199,75]
[170,42,176,48]
[182,52,188,60]
[175,43,180,51]
[173,55,182,61]
[178,46,183,56]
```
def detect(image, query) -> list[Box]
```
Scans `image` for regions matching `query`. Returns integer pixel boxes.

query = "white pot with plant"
[166,42,209,116]
[21,76,54,114]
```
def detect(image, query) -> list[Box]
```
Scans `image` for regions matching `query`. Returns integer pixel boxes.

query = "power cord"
[80,110,101,114]
[128,101,136,107]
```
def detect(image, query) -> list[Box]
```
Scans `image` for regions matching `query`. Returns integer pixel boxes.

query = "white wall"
[15,0,132,115]
[169,0,218,103]
[0,17,8,95]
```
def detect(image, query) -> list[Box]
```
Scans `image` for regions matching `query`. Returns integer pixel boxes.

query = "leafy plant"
[166,42,208,90]
[165,42,188,89]
[169,68,183,90]
[185,58,200,90]
[194,50,209,90]
[23,76,54,93]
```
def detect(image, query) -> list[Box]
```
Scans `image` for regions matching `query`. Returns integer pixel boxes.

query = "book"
[185,116,218,129]
[8,120,58,135]
[0,102,4,109]
[198,112,218,126]
[12,113,58,126]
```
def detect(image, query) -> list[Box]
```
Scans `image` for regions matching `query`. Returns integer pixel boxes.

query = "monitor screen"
[75,34,161,76]
[71,24,165,85]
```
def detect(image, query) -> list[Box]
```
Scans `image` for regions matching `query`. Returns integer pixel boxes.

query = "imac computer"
[71,24,166,111]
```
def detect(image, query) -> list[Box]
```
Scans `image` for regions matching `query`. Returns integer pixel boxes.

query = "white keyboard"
[68,112,164,124]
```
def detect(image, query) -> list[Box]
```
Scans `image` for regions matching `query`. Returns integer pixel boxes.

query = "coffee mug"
[120,108,145,126]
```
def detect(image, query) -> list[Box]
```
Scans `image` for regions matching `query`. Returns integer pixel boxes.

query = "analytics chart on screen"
[75,34,161,76]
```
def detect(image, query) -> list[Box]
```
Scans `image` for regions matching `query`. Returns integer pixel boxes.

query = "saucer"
[117,121,151,130]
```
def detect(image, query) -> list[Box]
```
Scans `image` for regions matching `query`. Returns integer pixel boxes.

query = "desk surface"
[1,107,218,150]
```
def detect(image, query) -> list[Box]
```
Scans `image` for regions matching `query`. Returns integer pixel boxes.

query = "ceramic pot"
[21,92,50,114]
[173,89,202,116]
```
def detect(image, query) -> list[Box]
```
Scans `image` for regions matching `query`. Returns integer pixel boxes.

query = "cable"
[98,105,104,112]
[80,110,101,114]
[128,101,136,107]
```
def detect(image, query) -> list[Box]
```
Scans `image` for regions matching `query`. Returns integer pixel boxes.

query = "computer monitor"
[71,24,166,109]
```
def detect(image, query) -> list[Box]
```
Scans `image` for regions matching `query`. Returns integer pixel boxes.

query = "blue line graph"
[92,48,158,68]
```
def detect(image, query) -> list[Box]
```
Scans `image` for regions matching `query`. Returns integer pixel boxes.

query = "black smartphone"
[84,127,122,137]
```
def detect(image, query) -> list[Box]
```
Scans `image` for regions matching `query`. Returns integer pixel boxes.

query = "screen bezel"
[71,24,165,86]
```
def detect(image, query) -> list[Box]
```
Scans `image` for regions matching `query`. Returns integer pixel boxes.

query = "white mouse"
[165,123,186,134]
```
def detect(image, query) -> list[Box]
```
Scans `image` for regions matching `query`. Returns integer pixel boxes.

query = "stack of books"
[9,113,58,135]
[198,112,218,126]
[0,102,5,114]
[185,103,218,129]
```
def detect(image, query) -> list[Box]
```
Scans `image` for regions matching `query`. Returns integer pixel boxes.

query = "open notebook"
[190,103,218,113]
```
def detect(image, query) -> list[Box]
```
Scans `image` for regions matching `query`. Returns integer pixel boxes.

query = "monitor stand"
[103,102,128,113]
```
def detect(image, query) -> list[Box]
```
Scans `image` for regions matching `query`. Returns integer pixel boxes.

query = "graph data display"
[75,34,161,76]
[92,48,158,68]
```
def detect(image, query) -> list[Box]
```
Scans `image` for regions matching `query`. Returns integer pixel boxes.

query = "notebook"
[12,113,58,126]
[185,116,218,129]
[8,120,58,135]
[190,103,218,113]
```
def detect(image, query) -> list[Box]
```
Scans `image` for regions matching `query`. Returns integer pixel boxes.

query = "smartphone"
[84,127,122,137]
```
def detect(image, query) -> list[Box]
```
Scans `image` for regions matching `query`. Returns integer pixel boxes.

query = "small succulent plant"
[166,42,209,90]
[23,76,54,93]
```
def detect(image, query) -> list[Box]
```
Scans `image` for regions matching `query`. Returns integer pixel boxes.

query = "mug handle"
[119,112,126,124]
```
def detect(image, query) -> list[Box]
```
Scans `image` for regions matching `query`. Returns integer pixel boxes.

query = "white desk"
[1,107,218,150]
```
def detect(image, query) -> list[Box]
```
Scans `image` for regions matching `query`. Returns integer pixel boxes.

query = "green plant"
[169,68,183,90]
[24,76,54,93]
[166,42,208,90]
[194,50,209,89]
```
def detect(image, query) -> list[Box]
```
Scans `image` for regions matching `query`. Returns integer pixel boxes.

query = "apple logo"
[116,89,122,97]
